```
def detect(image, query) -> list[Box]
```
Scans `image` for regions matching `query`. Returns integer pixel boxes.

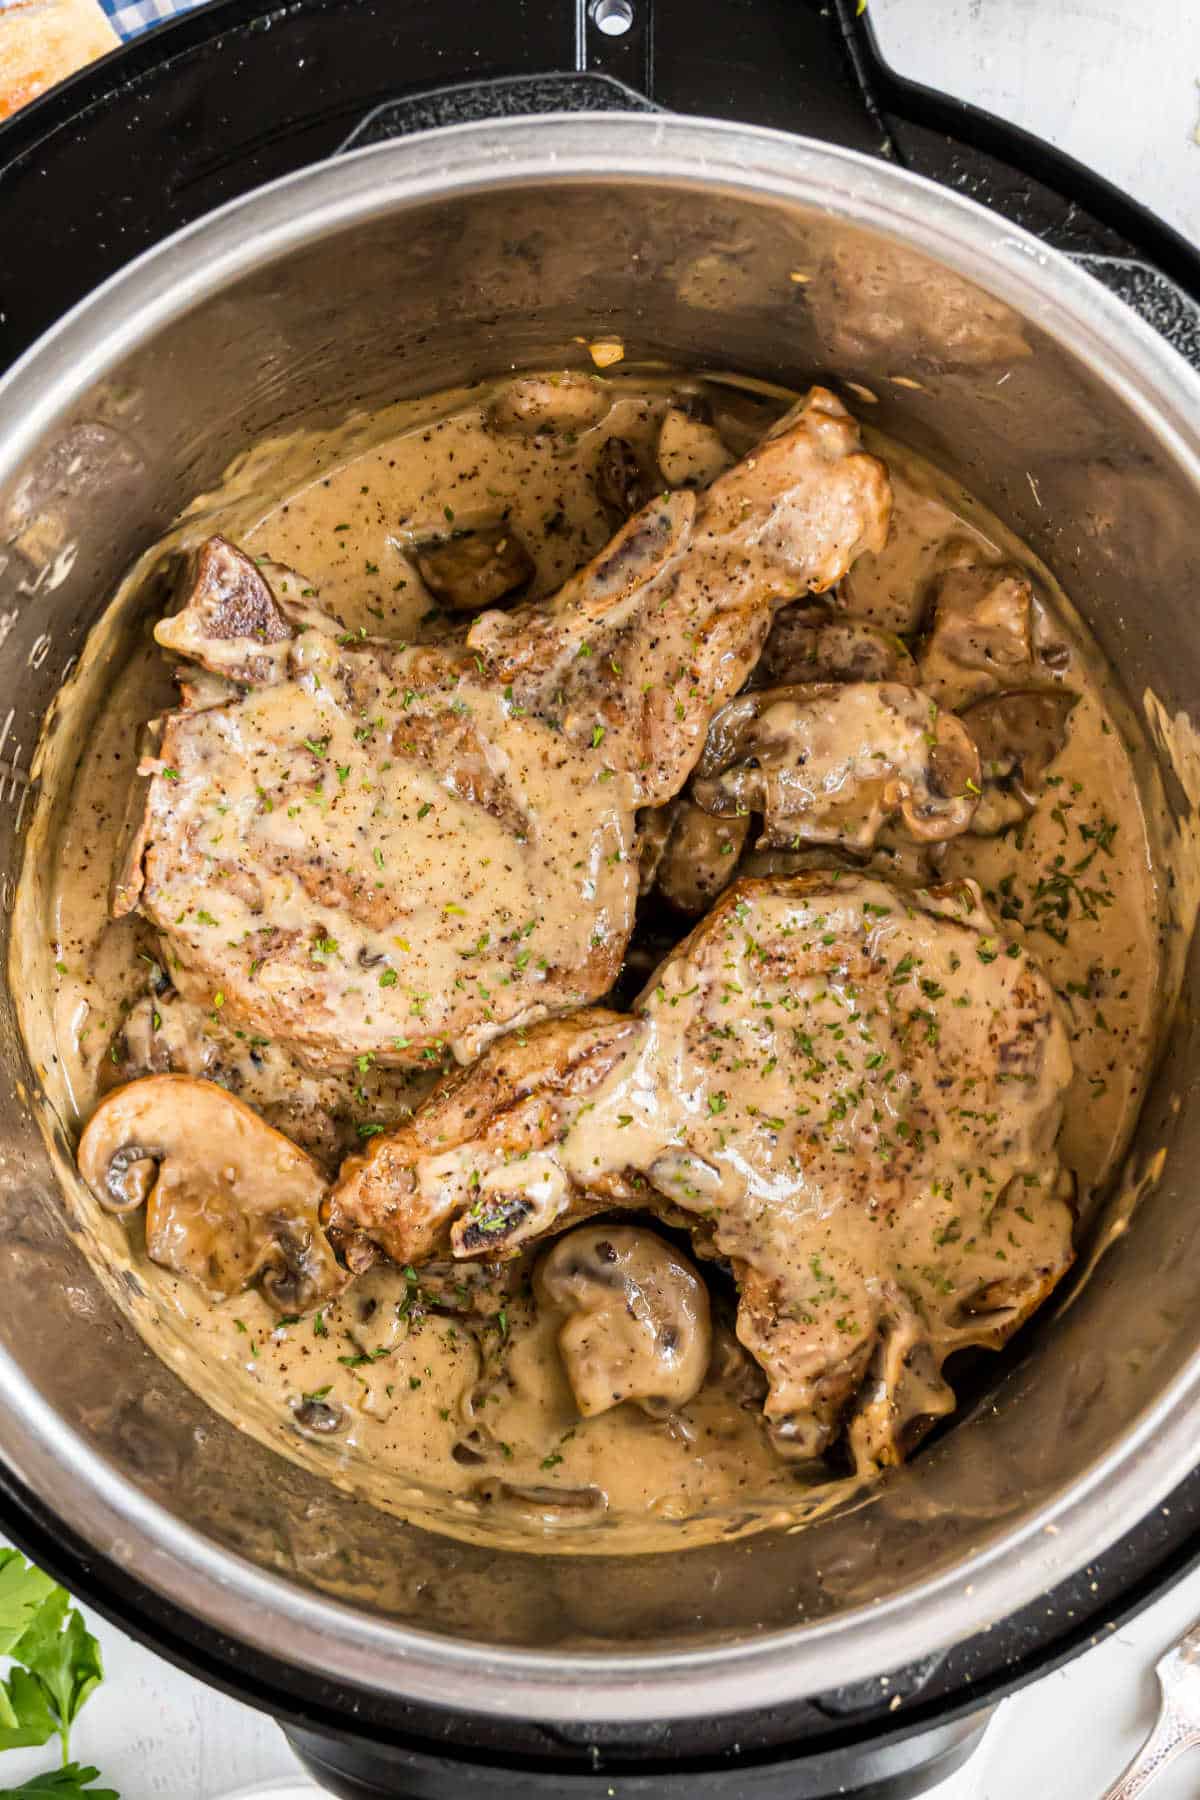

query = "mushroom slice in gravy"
[640,795,750,916]
[329,870,1075,1472]
[536,1225,712,1419]
[691,682,980,849]
[486,372,613,439]
[655,391,735,489]
[470,1479,608,1526]
[593,435,657,525]
[917,562,1035,709]
[77,1073,346,1313]
[415,523,535,614]
[960,688,1078,834]
[755,600,917,688]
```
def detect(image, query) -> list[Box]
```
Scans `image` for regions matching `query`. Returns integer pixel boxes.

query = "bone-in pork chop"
[116,389,890,1071]
[329,871,1075,1470]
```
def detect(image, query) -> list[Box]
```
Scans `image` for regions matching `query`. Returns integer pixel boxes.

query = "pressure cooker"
[2,4,1200,1794]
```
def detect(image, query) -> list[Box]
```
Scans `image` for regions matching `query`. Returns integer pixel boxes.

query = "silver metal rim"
[3,112,1200,1724]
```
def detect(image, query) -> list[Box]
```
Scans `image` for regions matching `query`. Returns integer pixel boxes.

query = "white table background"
[13,2,1200,1793]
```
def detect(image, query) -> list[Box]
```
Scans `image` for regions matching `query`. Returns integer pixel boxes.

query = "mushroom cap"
[77,1074,346,1313]
[961,687,1078,834]
[535,1224,712,1420]
[756,602,917,689]
[415,523,534,615]
[594,436,656,524]
[917,562,1034,708]
[693,682,980,848]
[656,395,735,490]
[643,795,750,916]
[486,372,612,439]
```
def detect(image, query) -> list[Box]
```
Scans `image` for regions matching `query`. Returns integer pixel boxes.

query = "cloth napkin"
[96,0,208,40]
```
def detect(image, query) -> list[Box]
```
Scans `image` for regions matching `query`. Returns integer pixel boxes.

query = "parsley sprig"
[0,1552,114,1796]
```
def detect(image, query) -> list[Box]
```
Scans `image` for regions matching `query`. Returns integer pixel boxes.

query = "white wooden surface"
[870,0,1200,247]
[19,4,1200,1794]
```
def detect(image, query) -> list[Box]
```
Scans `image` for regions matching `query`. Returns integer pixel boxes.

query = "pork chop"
[329,871,1075,1470]
[117,388,890,1071]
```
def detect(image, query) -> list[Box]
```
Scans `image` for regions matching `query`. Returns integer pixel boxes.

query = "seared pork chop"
[117,388,890,1071]
[329,871,1075,1470]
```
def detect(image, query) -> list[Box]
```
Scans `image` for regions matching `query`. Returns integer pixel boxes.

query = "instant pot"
[2,4,1200,1795]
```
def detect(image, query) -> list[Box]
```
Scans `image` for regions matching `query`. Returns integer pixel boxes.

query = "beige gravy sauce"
[15,371,1165,1554]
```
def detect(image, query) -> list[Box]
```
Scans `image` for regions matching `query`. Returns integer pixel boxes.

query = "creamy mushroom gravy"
[15,370,1165,1554]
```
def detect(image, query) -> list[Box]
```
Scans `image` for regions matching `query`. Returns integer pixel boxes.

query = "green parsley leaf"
[0,1666,57,1750]
[0,1764,117,1796]
[0,1555,108,1776]
[13,1597,103,1765]
[0,1554,57,1657]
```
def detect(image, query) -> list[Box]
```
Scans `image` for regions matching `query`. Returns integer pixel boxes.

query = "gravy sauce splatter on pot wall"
[16,371,1165,1554]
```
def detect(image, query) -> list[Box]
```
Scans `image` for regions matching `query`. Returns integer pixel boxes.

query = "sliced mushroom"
[960,688,1078,833]
[415,523,535,614]
[644,795,750,916]
[536,1225,712,1420]
[917,563,1035,709]
[291,1396,346,1435]
[692,682,980,849]
[656,392,735,489]
[104,991,218,1089]
[737,835,937,888]
[471,1479,608,1525]
[635,803,675,897]
[594,436,656,525]
[755,599,918,688]
[486,372,611,439]
[77,1074,347,1313]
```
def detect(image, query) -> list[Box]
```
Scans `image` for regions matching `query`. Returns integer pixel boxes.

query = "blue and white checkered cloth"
[95,0,209,42]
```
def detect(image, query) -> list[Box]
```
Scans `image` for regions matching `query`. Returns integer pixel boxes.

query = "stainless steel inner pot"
[1,114,1199,1725]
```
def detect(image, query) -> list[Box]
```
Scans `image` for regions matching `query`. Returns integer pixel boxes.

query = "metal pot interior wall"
[1,145,1199,1681]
